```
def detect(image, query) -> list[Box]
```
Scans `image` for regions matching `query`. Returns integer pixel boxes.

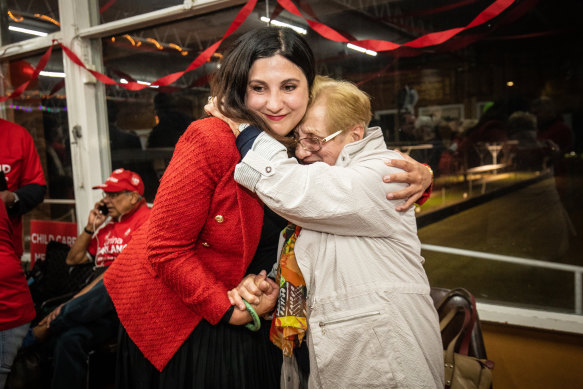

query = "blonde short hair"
[309,75,372,134]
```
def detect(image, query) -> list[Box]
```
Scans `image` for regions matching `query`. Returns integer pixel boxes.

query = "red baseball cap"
[92,169,144,196]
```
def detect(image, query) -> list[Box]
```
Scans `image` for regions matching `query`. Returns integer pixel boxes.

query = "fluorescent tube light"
[347,43,377,56]
[138,80,159,88]
[260,17,307,35]
[120,78,158,88]
[9,25,48,37]
[39,71,65,78]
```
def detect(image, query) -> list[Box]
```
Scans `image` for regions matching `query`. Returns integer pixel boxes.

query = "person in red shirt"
[0,197,36,388]
[65,168,150,271]
[0,119,47,258]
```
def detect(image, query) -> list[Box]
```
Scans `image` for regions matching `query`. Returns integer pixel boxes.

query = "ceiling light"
[138,80,159,88]
[120,78,159,88]
[347,43,377,56]
[260,17,307,35]
[39,71,65,78]
[8,25,48,37]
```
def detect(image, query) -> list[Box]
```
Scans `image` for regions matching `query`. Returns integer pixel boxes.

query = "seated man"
[30,168,150,389]
[66,168,150,271]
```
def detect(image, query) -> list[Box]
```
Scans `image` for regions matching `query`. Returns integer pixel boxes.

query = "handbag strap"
[442,306,471,388]
[437,288,477,355]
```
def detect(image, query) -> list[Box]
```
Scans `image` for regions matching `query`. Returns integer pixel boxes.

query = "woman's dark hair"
[210,27,315,142]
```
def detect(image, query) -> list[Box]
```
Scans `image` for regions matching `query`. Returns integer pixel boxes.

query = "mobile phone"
[98,203,109,215]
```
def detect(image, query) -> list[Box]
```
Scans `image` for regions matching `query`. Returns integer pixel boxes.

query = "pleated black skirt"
[115,208,287,388]
[115,317,282,389]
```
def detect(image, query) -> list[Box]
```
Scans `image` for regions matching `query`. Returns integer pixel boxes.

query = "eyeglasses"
[102,191,130,199]
[295,130,343,152]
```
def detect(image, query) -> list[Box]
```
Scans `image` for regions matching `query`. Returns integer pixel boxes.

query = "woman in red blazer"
[104,27,315,388]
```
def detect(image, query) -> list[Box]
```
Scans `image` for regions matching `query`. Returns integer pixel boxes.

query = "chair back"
[430,287,488,359]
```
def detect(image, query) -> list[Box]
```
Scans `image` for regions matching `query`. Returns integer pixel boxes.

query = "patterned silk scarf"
[270,224,308,357]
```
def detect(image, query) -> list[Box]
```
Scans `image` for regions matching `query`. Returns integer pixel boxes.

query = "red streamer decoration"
[275,0,516,51]
[0,44,54,103]
[1,0,517,101]
[59,0,258,91]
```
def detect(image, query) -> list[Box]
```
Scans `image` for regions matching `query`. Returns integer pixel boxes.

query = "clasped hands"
[227,270,279,326]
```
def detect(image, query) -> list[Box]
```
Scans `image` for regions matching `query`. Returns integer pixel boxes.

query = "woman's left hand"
[227,271,279,324]
[383,152,433,211]
[204,97,244,137]
[227,270,276,310]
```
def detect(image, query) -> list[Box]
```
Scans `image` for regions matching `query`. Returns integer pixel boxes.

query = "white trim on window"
[478,303,583,335]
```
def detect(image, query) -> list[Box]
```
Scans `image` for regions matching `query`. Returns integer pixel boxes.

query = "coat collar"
[335,127,385,167]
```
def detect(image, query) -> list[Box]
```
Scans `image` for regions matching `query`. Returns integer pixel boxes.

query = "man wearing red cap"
[26,169,150,389]
[65,168,149,270]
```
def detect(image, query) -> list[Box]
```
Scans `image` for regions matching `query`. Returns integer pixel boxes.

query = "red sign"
[30,220,78,267]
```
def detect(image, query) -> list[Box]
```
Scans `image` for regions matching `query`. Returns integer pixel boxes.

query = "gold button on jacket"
[214,215,224,223]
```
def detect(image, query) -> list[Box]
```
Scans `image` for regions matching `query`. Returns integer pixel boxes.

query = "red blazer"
[104,117,264,371]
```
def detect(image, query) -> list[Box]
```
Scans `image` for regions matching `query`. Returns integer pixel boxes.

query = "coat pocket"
[311,310,400,388]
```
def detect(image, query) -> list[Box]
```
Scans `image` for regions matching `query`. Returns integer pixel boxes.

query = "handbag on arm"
[437,288,494,389]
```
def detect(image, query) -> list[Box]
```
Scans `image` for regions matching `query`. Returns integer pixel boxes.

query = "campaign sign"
[30,220,78,267]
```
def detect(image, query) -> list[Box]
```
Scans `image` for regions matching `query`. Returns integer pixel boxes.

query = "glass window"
[93,0,581,314]
[1,50,75,253]
[98,0,184,24]
[290,0,582,314]
[101,5,256,201]
[3,0,60,45]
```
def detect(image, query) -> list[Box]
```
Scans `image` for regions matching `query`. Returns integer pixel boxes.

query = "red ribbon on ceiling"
[276,0,516,51]
[0,0,257,101]
[60,0,258,91]
[1,0,516,101]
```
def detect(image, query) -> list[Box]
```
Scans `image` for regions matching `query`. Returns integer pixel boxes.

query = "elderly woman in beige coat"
[232,76,443,388]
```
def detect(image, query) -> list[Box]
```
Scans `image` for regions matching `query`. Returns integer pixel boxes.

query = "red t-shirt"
[0,119,46,257]
[87,201,150,268]
[0,198,35,330]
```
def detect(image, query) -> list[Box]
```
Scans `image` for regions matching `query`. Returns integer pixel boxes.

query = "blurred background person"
[0,119,47,259]
[146,93,193,149]
[0,197,36,389]
[531,96,574,156]
[507,111,546,171]
[107,100,158,200]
